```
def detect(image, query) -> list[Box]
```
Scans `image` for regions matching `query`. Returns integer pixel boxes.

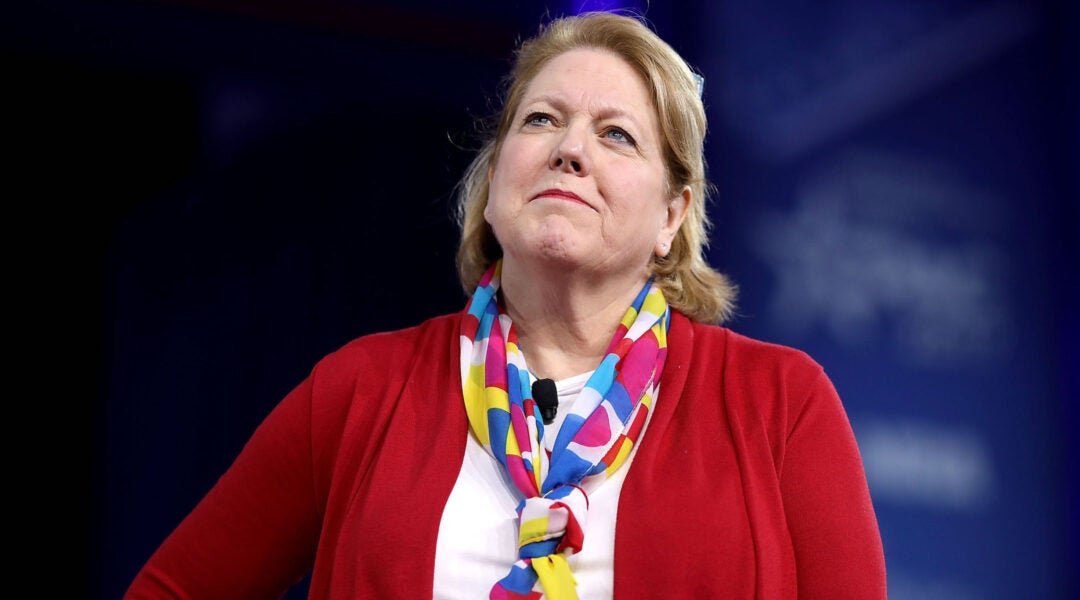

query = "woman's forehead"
[517,50,655,118]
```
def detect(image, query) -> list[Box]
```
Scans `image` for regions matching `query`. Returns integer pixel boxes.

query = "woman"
[126,11,886,599]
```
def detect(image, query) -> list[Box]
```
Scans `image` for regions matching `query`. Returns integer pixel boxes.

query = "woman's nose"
[549,131,589,175]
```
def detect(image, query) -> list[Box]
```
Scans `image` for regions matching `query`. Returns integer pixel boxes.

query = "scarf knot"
[517,484,589,559]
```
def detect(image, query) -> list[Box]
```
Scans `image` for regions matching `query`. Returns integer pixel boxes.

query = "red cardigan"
[125,310,886,599]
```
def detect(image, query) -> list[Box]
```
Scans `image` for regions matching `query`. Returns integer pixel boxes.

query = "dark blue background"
[9,0,1074,598]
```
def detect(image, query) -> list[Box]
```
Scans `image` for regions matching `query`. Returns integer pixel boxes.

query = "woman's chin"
[511,227,587,266]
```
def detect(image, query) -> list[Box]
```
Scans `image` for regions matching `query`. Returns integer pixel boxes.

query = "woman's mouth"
[532,189,589,206]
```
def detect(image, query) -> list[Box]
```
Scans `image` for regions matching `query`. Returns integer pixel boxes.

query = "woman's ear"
[655,186,691,257]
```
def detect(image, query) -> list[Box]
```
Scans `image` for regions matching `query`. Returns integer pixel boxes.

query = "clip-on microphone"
[532,378,558,425]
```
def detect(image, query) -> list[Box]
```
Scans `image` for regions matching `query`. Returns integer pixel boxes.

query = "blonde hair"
[454,11,736,323]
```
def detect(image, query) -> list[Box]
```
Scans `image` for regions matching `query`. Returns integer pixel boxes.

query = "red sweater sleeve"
[779,369,887,598]
[124,373,323,600]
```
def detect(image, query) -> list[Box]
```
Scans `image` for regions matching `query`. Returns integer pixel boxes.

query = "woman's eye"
[605,127,636,146]
[524,113,552,127]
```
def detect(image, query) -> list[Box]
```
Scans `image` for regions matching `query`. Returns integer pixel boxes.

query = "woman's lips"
[532,189,589,206]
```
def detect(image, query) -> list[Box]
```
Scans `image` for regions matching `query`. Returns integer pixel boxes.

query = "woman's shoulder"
[309,311,462,383]
[334,311,460,357]
[679,315,841,443]
[683,315,824,379]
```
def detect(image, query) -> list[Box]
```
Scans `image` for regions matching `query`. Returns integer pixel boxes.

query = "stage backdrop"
[698,2,1076,598]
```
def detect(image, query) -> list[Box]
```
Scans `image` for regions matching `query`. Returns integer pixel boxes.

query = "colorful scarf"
[459,259,671,600]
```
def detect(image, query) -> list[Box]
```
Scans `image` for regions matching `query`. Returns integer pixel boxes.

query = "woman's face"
[485,48,687,281]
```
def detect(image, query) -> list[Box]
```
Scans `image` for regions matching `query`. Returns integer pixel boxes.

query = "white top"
[432,371,655,599]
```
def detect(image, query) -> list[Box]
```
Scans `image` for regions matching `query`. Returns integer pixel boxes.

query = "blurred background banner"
[9,0,1074,598]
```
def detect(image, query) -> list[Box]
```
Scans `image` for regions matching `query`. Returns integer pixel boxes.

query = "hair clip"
[692,73,704,99]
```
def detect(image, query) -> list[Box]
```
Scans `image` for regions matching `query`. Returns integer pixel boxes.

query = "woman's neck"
[498,259,650,381]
